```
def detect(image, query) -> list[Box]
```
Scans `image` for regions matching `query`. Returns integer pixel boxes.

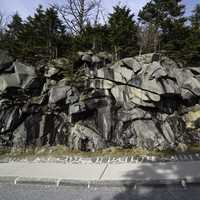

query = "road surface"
[0,183,199,200]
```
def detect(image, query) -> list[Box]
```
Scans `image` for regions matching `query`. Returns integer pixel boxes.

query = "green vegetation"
[108,5,138,59]
[0,1,199,66]
[138,0,188,58]
[1,144,200,161]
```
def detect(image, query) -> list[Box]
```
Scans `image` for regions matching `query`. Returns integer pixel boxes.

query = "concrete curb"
[0,176,18,184]
[1,176,200,187]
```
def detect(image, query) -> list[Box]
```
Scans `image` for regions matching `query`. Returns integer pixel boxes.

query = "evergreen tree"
[73,23,110,52]
[20,5,46,61]
[3,5,72,63]
[138,0,188,60]
[1,13,24,57]
[108,5,138,59]
[7,13,24,39]
[185,4,200,65]
[190,4,200,30]
[22,5,68,61]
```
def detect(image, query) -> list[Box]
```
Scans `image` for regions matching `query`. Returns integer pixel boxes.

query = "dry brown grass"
[0,144,200,160]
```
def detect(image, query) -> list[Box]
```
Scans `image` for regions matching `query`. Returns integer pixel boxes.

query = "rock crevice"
[0,50,200,151]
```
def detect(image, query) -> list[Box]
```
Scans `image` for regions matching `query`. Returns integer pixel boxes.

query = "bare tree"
[137,23,160,55]
[0,11,7,40]
[53,0,102,34]
[94,0,102,25]
[0,12,4,30]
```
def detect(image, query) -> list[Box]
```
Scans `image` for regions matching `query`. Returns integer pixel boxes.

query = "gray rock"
[96,52,112,64]
[88,79,114,89]
[44,58,70,78]
[68,123,105,151]
[65,87,79,105]
[1,51,200,152]
[0,50,14,72]
[14,61,36,88]
[0,106,23,133]
[134,53,160,64]
[160,55,179,78]
[49,86,71,105]
[85,96,111,109]
[69,102,86,116]
[97,67,114,80]
[0,61,36,91]
[111,84,157,108]
[183,77,200,96]
[45,67,59,78]
[82,54,92,63]
[40,113,69,146]
[131,120,166,149]
[114,118,170,149]
[144,62,167,80]
[173,68,200,98]
[13,122,27,148]
[110,62,133,83]
[96,98,112,140]
[122,57,142,73]
[92,55,101,63]
[117,107,152,122]
[0,73,19,91]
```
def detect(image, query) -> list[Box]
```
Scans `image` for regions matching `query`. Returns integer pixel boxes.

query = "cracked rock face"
[0,50,200,151]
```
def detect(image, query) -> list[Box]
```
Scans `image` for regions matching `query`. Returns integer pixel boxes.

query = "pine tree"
[108,5,138,60]
[190,4,200,30]
[138,0,188,59]
[185,4,200,65]
[4,5,71,63]
[7,13,24,39]
[73,23,110,53]
[1,13,25,57]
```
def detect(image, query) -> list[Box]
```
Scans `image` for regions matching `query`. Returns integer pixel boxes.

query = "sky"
[0,0,199,20]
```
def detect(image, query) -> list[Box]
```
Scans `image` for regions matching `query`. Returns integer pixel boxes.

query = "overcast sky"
[0,0,199,20]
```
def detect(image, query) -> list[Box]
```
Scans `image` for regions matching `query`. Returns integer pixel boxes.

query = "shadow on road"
[92,162,200,200]
[112,163,179,200]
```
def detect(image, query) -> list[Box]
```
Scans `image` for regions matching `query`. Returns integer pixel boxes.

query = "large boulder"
[68,123,106,151]
[45,58,71,78]
[0,61,36,91]
[49,86,71,105]
[1,51,200,152]
[0,50,14,72]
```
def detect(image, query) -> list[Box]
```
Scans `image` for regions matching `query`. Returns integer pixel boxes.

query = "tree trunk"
[79,0,85,33]
[139,46,143,56]
[114,45,118,60]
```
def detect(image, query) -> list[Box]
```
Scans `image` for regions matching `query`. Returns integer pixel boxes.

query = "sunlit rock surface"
[0,50,200,151]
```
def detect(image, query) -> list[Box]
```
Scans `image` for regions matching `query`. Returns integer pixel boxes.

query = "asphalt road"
[0,183,200,200]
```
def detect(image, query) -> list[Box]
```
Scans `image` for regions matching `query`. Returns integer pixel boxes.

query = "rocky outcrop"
[0,50,200,151]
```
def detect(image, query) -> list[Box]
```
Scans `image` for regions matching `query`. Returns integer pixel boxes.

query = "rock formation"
[0,49,200,151]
